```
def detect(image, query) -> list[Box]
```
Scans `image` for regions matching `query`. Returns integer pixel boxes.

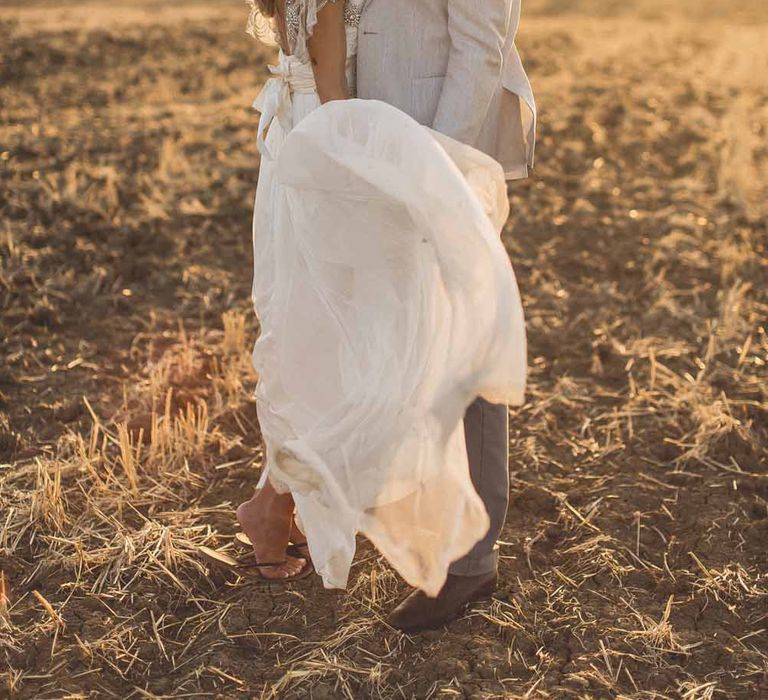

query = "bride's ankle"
[238,490,292,526]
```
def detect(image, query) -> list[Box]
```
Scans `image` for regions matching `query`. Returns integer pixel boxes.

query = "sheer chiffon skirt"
[252,98,526,596]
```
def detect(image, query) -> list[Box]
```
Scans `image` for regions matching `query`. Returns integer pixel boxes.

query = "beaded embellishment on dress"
[344,3,361,27]
[245,0,360,54]
[283,0,359,49]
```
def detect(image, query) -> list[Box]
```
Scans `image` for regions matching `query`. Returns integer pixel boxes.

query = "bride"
[212,0,527,603]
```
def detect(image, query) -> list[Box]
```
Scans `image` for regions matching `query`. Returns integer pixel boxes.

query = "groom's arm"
[432,0,512,145]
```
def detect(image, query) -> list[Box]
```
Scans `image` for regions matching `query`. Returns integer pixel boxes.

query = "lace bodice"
[246,0,363,62]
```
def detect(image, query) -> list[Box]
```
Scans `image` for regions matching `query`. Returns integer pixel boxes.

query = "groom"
[356,0,536,632]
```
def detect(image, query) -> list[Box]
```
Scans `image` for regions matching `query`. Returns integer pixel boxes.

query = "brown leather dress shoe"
[387,572,497,633]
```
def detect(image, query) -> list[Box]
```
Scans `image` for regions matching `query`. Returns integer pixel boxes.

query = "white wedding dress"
[247,0,526,596]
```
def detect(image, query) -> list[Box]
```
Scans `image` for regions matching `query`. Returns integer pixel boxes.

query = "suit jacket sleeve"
[432,0,512,145]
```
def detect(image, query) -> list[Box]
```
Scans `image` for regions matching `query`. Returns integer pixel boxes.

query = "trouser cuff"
[447,543,499,577]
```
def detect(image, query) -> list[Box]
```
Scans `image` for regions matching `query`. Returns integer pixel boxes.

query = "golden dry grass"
[1,0,767,697]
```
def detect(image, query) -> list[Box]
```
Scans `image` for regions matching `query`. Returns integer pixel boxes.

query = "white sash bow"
[252,52,317,161]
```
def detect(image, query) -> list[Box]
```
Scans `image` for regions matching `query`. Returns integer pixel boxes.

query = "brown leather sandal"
[197,545,313,583]
[234,531,312,564]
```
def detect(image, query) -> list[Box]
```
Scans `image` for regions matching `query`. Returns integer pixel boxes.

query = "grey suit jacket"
[356,0,536,180]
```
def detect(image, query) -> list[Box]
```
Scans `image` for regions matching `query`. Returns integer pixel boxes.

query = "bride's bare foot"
[236,485,306,580]
[289,517,310,559]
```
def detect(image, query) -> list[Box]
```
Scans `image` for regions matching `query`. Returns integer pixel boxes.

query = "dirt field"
[1,1,767,697]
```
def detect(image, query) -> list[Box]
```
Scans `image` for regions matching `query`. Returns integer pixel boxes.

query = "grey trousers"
[448,397,509,577]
